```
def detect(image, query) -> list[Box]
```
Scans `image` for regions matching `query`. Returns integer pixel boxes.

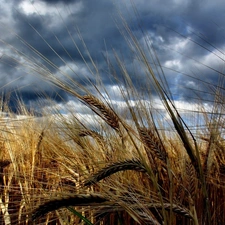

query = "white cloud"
[170,37,189,52]
[201,47,225,70]
[164,59,182,70]
[19,1,83,16]
[19,1,48,16]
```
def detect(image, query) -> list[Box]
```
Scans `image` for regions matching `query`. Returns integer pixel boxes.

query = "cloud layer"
[0,0,224,115]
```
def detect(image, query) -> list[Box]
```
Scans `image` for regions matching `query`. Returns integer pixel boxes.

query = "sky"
[0,0,225,126]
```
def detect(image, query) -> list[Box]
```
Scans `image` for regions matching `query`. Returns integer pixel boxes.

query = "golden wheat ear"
[81,95,120,131]
[32,193,107,221]
[84,159,147,186]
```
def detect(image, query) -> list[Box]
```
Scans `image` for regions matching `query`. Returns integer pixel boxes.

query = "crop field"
[0,1,225,225]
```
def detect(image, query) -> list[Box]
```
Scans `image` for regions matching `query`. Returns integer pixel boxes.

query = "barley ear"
[82,95,120,131]
[138,127,167,162]
[32,194,107,220]
[84,159,147,186]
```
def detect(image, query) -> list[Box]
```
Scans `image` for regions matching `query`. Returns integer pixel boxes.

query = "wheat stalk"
[79,129,106,150]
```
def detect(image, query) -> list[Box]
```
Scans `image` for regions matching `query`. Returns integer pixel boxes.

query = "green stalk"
[67,207,94,225]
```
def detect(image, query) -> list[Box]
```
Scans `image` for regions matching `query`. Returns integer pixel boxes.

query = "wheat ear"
[185,160,197,200]
[82,95,120,131]
[96,202,193,219]
[32,193,107,220]
[136,210,161,225]
[156,203,192,219]
[138,127,167,164]
[136,202,193,224]
[84,159,147,186]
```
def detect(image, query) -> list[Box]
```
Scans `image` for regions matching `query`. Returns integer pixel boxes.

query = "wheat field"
[0,3,225,225]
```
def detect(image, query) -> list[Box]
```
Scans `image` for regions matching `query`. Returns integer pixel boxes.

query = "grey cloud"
[39,0,79,4]
[0,0,225,114]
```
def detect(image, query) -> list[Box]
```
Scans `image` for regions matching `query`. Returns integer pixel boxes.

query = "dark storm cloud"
[39,0,79,4]
[0,0,225,114]
[10,0,124,72]
[1,84,69,114]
